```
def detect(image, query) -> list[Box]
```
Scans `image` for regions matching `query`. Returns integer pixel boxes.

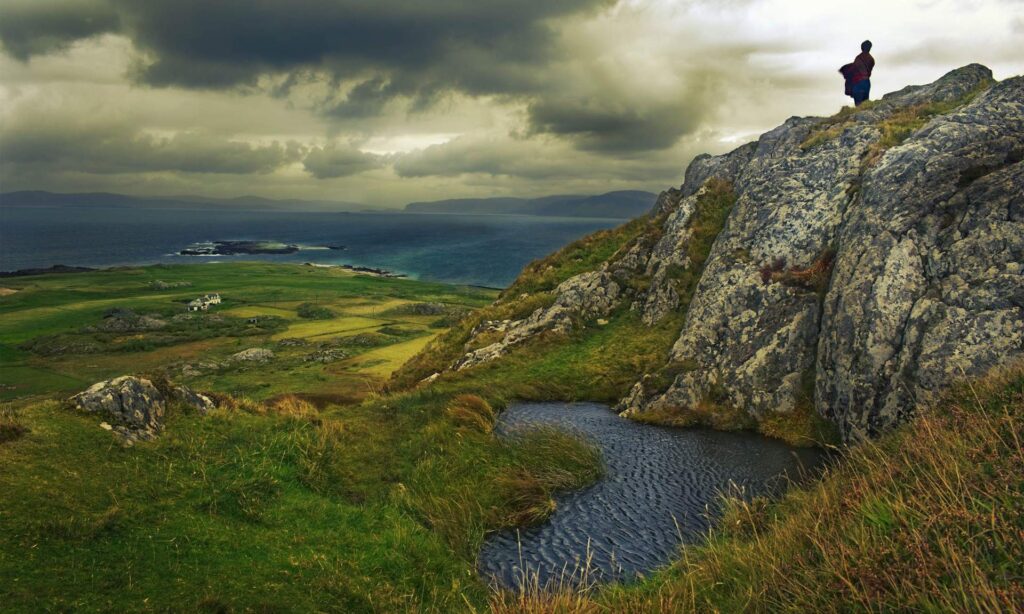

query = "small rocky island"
[178,240,347,256]
[179,240,299,255]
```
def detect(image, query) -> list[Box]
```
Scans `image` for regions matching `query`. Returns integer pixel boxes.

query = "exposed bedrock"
[628,65,1023,441]
[817,74,1024,439]
[446,64,1022,442]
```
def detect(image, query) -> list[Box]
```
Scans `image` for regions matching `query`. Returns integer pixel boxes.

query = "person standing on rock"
[843,40,875,106]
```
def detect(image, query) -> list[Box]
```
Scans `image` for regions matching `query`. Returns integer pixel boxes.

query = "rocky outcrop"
[453,271,621,370]
[619,64,1022,441]
[438,65,1021,443]
[69,376,214,444]
[70,376,166,437]
[817,75,1024,439]
[91,308,167,332]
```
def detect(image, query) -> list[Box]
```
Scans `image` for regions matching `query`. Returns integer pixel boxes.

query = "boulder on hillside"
[230,348,275,362]
[68,375,215,444]
[69,376,165,442]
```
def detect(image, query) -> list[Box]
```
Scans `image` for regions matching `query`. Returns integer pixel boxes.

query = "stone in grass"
[230,348,275,362]
[170,385,216,414]
[69,376,165,433]
[69,375,215,445]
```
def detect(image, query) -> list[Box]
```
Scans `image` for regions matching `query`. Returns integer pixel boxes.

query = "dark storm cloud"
[1,117,302,175]
[0,0,734,155]
[526,98,706,153]
[0,0,120,60]
[303,144,383,179]
[1,0,610,90]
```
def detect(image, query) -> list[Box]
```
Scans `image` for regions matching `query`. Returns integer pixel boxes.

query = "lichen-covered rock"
[171,385,216,414]
[69,376,166,438]
[622,64,1019,440]
[454,271,621,370]
[69,376,215,443]
[817,74,1024,440]
[230,348,275,362]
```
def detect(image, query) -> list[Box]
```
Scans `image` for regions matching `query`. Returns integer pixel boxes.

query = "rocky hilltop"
[428,65,1023,442]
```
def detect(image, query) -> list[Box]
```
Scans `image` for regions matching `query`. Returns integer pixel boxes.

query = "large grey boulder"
[69,376,216,443]
[230,348,275,362]
[70,376,165,433]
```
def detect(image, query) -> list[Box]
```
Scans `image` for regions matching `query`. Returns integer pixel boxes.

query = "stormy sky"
[1,0,1021,207]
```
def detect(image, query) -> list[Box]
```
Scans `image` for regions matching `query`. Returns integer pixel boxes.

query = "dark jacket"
[839,63,856,95]
[850,51,874,84]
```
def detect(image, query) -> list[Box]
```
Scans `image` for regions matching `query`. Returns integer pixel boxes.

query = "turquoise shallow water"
[478,402,828,589]
[0,205,623,288]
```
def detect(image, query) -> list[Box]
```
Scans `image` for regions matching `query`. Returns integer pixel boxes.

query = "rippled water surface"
[478,402,828,589]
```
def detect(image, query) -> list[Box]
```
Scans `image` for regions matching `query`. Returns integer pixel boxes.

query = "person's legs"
[853,79,871,106]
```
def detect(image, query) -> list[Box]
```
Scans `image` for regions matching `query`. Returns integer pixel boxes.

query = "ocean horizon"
[0,205,624,288]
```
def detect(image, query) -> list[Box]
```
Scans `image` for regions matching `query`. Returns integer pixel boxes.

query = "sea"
[0,205,625,288]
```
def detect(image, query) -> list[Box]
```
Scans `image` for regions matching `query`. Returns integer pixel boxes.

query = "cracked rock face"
[817,74,1024,440]
[441,64,1020,443]
[623,64,1023,441]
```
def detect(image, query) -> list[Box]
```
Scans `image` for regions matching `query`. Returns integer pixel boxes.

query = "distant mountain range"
[0,191,368,213]
[1,189,659,219]
[404,190,657,218]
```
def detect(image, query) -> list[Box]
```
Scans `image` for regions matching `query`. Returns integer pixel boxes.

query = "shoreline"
[0,261,506,291]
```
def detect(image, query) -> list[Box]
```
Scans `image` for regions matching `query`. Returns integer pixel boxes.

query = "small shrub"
[763,248,836,294]
[296,302,334,320]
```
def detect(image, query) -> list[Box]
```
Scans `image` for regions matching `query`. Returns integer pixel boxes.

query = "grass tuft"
[446,394,495,433]
[498,426,605,527]
[0,404,29,443]
[267,394,319,419]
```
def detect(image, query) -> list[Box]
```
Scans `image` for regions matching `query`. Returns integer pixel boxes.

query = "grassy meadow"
[2,252,1021,612]
[0,262,612,611]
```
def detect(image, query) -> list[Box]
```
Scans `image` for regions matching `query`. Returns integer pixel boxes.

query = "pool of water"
[477,402,829,589]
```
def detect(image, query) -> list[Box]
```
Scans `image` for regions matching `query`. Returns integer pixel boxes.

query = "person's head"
[861,40,873,52]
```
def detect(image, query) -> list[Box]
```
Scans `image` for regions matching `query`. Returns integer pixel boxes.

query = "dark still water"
[478,402,828,589]
[0,206,624,288]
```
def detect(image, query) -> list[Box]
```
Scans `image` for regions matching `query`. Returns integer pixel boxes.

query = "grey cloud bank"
[0,0,1021,205]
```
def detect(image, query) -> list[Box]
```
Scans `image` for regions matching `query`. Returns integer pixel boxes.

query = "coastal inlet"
[477,402,828,589]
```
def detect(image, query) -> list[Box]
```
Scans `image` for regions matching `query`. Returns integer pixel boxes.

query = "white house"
[186,293,221,311]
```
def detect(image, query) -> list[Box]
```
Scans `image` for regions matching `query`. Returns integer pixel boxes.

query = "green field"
[0,262,495,402]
